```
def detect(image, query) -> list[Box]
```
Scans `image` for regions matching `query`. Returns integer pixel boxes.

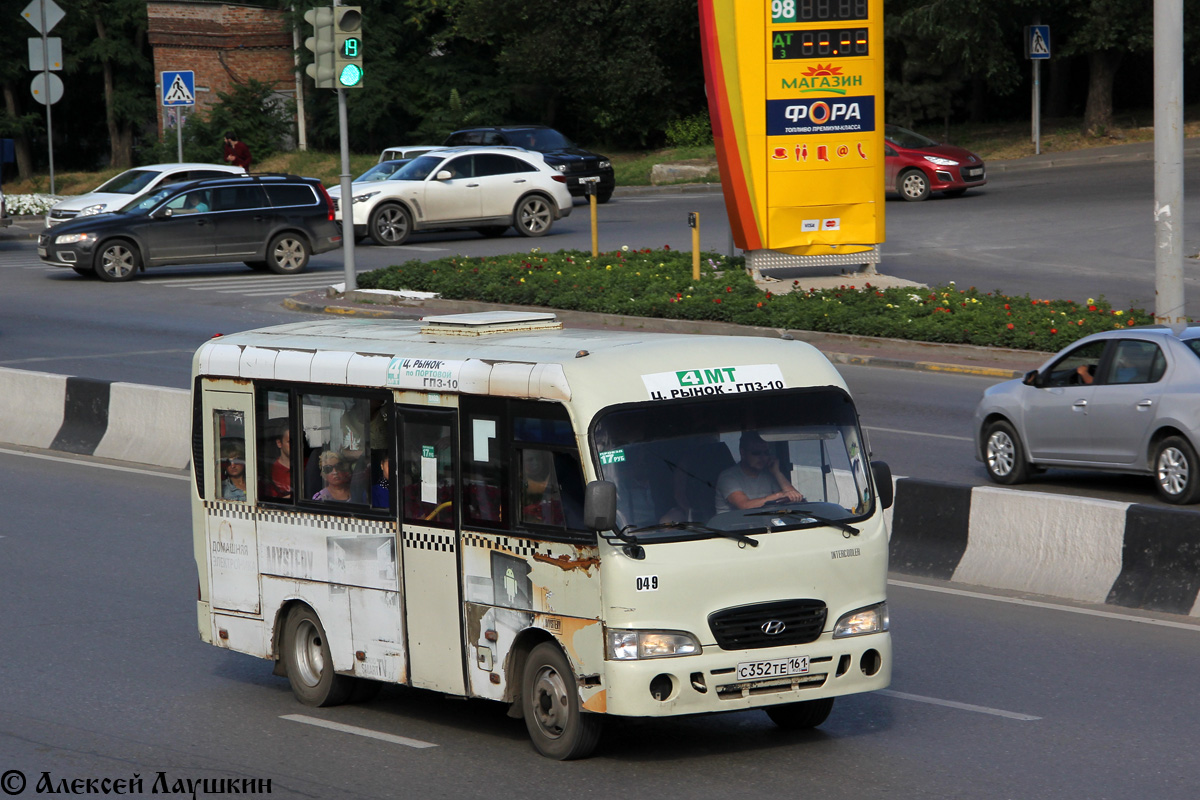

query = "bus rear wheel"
[522,642,601,759]
[282,606,353,707]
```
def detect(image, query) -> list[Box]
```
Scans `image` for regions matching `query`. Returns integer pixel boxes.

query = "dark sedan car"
[38,174,341,282]
[884,124,987,201]
[444,125,615,203]
[974,326,1200,504]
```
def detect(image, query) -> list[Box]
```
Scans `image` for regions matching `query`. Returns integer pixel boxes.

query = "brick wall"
[147,1,296,142]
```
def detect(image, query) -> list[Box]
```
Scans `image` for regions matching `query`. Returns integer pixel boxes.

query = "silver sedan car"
[974,326,1200,504]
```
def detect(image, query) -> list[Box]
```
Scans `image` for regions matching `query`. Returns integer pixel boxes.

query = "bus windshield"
[592,388,872,542]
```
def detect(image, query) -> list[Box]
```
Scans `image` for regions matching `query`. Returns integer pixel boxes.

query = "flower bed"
[358,247,1156,351]
[6,194,59,216]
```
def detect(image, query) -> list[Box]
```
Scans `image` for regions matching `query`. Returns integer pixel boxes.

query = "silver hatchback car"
[974,326,1200,504]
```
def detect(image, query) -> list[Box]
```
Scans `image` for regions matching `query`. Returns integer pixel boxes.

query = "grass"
[10,107,1200,198]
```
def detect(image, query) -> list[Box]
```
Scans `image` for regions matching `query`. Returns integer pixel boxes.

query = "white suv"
[330,146,573,246]
[44,162,246,227]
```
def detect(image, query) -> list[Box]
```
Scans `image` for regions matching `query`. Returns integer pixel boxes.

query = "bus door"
[202,387,259,615]
[398,408,466,694]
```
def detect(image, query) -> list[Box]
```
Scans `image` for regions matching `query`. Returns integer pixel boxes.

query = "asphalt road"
[3,447,1200,799]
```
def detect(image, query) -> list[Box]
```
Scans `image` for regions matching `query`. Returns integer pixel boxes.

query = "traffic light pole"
[337,86,356,291]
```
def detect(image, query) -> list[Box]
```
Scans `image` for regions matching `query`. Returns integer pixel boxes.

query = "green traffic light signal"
[338,64,363,88]
[332,6,364,90]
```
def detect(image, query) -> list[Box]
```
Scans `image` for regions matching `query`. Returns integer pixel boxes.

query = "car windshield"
[93,169,162,195]
[509,128,574,151]
[592,388,873,543]
[356,159,411,182]
[392,155,445,181]
[885,125,939,148]
[117,187,174,214]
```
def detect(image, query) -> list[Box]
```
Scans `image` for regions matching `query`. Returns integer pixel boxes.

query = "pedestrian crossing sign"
[1025,26,1050,60]
[162,70,195,106]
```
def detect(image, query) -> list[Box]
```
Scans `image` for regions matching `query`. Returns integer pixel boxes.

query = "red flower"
[714,298,722,303]
[726,286,733,292]
[1127,318,1136,326]
[1088,305,1097,311]
[1050,328,1058,334]
[1007,323,1015,330]
[663,244,671,251]
[1004,304,1010,310]
[756,302,763,308]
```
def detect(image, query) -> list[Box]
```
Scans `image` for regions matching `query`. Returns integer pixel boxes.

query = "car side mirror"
[871,461,893,509]
[583,480,617,531]
[154,207,174,219]
[436,170,453,181]
[1022,369,1039,387]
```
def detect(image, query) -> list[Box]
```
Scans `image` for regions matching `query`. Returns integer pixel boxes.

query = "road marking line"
[0,447,189,480]
[889,579,1200,631]
[864,425,973,442]
[879,690,1040,721]
[281,714,437,748]
[0,348,192,366]
[389,245,448,252]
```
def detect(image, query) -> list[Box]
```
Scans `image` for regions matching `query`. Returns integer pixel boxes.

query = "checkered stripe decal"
[203,501,395,535]
[461,532,552,558]
[403,530,455,553]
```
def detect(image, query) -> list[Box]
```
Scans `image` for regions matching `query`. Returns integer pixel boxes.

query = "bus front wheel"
[282,606,353,707]
[521,642,602,759]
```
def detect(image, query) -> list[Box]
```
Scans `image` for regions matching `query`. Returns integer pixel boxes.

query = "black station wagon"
[38,174,341,282]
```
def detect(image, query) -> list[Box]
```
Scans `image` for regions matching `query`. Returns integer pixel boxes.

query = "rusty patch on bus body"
[533,552,600,573]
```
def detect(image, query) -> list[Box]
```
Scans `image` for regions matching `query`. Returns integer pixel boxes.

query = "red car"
[884,124,987,201]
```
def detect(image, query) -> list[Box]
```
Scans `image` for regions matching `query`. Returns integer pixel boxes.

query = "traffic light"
[332,6,364,89]
[303,6,335,89]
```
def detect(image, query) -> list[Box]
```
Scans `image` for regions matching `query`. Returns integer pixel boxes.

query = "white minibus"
[191,311,893,758]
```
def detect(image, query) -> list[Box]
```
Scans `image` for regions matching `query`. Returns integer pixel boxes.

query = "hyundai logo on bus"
[761,620,787,636]
[767,96,875,136]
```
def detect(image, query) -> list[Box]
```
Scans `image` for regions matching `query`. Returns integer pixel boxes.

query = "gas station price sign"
[771,0,869,23]
[699,0,884,256]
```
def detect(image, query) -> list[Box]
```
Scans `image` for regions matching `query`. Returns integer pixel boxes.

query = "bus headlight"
[606,629,701,660]
[832,602,889,638]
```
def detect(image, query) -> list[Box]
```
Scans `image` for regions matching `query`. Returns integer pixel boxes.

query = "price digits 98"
[771,0,869,23]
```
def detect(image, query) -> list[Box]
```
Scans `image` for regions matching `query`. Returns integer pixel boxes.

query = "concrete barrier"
[890,478,1200,617]
[0,366,189,469]
[2,366,1197,615]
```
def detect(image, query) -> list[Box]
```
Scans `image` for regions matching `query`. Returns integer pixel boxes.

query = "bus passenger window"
[299,393,381,506]
[213,409,247,503]
[258,389,292,503]
[519,448,586,531]
[401,420,455,526]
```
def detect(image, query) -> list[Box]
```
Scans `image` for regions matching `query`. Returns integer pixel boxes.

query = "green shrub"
[358,248,1156,351]
[664,113,713,148]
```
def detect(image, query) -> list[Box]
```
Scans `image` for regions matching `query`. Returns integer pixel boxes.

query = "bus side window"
[518,448,586,530]
[299,393,379,506]
[464,411,505,528]
[258,389,293,503]
[401,418,455,526]
[214,410,247,503]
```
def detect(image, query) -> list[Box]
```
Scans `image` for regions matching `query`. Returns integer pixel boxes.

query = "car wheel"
[942,188,968,198]
[475,226,509,238]
[93,240,140,282]
[898,169,931,201]
[267,234,310,274]
[1154,436,1200,504]
[369,204,412,246]
[281,605,353,707]
[515,196,554,237]
[522,642,602,760]
[765,697,834,730]
[596,190,613,204]
[244,260,269,271]
[983,420,1030,485]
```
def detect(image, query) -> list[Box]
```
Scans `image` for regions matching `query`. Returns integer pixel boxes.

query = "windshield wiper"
[746,508,859,536]
[619,521,759,548]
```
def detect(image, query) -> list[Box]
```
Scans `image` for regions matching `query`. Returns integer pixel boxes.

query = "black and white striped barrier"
[888,478,1200,616]
[0,367,190,469]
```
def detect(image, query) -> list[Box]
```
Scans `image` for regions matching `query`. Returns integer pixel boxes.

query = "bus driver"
[714,431,804,513]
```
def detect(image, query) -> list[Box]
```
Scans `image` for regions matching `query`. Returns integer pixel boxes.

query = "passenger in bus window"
[338,414,372,499]
[313,450,364,503]
[372,453,391,508]
[261,421,292,501]
[714,431,804,513]
[220,439,247,502]
[520,449,565,526]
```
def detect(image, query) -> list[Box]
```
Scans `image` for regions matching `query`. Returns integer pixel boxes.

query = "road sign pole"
[1154,0,1185,326]
[1033,59,1040,155]
[39,0,54,194]
[337,86,356,291]
[177,108,183,163]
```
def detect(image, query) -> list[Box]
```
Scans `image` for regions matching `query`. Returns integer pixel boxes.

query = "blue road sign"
[162,70,195,106]
[1027,25,1050,60]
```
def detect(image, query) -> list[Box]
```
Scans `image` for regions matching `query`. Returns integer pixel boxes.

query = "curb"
[284,291,1045,380]
[888,478,1200,617]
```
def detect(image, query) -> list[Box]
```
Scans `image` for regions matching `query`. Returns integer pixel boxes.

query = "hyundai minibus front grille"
[708,599,827,650]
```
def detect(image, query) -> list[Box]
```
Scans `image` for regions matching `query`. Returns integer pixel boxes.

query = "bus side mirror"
[583,480,618,531]
[871,461,893,509]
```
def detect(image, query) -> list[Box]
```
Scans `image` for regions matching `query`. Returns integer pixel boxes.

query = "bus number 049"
[636,575,659,592]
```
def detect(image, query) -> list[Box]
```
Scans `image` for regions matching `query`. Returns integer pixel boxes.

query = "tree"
[1055,0,1152,134]
[62,0,155,168]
